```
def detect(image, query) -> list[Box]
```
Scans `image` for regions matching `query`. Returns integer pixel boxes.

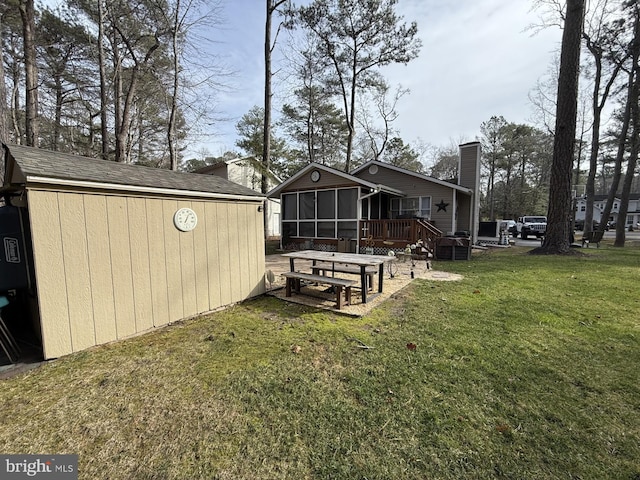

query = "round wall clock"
[310,170,321,182]
[174,207,198,232]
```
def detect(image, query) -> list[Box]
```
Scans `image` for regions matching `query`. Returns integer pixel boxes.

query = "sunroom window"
[281,188,358,239]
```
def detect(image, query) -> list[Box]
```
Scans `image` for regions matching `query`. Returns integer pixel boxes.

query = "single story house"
[0,143,266,360]
[195,156,281,238]
[267,142,481,256]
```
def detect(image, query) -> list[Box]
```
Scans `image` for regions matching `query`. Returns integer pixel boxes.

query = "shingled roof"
[2,143,263,199]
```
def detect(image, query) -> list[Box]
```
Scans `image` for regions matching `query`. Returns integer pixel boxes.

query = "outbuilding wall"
[27,188,265,359]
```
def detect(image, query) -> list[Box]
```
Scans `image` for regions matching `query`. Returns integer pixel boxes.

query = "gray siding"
[286,169,361,192]
[357,165,458,233]
[459,142,480,192]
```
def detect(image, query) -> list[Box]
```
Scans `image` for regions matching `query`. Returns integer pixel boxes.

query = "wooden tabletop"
[281,250,393,266]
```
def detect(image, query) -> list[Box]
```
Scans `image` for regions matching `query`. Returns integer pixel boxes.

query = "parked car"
[499,220,517,237]
[575,220,607,231]
[516,216,547,239]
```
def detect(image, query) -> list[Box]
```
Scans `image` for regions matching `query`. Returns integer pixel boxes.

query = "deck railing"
[359,219,442,256]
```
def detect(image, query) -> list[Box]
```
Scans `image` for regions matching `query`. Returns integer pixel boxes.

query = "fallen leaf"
[496,423,511,434]
[407,342,417,351]
[291,345,302,354]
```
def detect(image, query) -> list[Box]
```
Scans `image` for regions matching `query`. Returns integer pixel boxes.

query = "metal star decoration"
[436,200,449,212]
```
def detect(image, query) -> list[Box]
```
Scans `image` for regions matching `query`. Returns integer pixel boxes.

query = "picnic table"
[281,250,394,304]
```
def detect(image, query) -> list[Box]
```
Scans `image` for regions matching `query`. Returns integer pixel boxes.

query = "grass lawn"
[1,245,639,479]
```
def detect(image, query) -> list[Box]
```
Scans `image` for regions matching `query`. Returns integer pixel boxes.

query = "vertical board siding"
[145,198,171,327]
[58,193,95,352]
[205,202,222,309]
[162,200,185,322]
[84,195,118,344]
[190,201,210,314]
[127,198,154,333]
[28,191,72,358]
[107,196,137,339]
[178,202,198,318]
[215,203,233,306]
[227,203,242,303]
[28,190,265,359]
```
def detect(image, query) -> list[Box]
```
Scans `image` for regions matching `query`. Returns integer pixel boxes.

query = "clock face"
[174,207,198,232]
[310,170,321,182]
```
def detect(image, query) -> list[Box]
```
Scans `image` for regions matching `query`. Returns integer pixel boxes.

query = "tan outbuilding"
[1,144,266,360]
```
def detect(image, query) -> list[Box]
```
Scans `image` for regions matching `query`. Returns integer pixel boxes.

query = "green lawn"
[1,245,639,479]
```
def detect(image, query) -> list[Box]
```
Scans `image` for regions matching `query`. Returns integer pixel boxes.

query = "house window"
[390,196,431,219]
[283,194,297,220]
[299,222,315,237]
[317,190,335,219]
[299,192,315,219]
[282,222,297,241]
[337,189,357,219]
[317,221,335,238]
[419,197,431,218]
[281,188,358,239]
[580,205,586,212]
[337,221,357,239]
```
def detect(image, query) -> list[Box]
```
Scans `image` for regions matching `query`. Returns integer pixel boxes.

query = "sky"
[196,0,564,160]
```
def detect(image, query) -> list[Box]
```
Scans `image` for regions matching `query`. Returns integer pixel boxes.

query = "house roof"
[266,162,406,198]
[586,194,640,201]
[2,144,264,201]
[194,156,283,184]
[351,160,473,194]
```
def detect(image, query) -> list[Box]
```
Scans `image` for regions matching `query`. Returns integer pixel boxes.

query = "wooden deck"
[359,219,442,256]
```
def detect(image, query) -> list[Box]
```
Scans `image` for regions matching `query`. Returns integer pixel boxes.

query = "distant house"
[267,142,481,256]
[575,194,640,228]
[195,156,281,238]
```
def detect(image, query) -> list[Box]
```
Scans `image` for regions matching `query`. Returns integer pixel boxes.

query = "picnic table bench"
[581,230,604,248]
[310,261,377,290]
[281,250,392,304]
[282,271,356,310]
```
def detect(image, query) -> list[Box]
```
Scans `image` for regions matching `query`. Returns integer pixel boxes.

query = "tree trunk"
[168,0,181,171]
[613,7,640,246]
[98,0,110,159]
[262,0,274,237]
[263,1,285,235]
[599,51,637,239]
[583,40,625,236]
[263,0,273,192]
[53,77,62,150]
[345,48,358,173]
[535,0,585,254]
[19,0,38,147]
